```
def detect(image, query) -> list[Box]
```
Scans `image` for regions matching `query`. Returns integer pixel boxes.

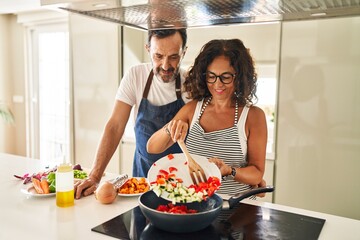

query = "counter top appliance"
[92,203,325,239]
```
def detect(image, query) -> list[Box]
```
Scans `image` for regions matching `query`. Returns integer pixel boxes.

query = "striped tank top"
[186,97,252,196]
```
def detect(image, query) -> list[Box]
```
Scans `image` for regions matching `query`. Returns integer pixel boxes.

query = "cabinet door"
[120,140,136,175]
[70,14,121,173]
[276,16,360,220]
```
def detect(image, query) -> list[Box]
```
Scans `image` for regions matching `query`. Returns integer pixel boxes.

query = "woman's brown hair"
[184,39,257,106]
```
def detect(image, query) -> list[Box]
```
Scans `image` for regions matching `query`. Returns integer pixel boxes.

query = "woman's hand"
[208,157,231,177]
[209,158,268,198]
[148,119,189,154]
[166,119,189,142]
[253,178,267,198]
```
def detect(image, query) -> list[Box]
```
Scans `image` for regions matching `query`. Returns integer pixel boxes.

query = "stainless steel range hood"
[41,0,360,30]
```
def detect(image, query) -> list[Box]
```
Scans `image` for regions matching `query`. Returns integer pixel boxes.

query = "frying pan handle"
[226,185,275,209]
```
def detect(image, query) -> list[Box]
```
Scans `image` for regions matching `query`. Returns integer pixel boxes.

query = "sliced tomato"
[159,169,169,176]
[156,203,198,214]
[156,205,169,212]
[157,174,165,179]
[169,167,177,173]
[186,177,221,198]
[167,173,176,179]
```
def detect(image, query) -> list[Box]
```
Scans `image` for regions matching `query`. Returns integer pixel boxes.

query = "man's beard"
[154,67,177,83]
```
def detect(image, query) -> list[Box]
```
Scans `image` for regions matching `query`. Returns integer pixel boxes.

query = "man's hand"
[74,177,99,199]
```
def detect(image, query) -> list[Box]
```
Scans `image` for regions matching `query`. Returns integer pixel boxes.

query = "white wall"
[275,16,360,220]
[0,15,12,152]
[0,14,26,155]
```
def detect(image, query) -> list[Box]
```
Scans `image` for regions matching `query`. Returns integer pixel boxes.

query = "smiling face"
[146,32,185,83]
[206,55,236,101]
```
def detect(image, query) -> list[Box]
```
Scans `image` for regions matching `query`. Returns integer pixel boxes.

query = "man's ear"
[145,44,150,52]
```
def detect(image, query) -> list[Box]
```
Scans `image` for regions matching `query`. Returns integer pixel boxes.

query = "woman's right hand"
[166,119,189,142]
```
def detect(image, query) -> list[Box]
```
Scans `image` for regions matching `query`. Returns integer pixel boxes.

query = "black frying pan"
[138,186,274,233]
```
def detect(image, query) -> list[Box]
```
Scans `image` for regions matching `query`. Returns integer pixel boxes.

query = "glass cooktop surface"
[91,202,325,240]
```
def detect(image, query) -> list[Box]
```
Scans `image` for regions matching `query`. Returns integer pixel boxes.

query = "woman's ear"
[182,46,188,57]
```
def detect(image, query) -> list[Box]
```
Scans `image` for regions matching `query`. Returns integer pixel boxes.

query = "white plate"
[147,153,221,189]
[21,184,55,197]
[118,177,150,197]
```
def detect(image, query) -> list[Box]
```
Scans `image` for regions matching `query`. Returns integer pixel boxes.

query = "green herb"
[74,170,88,179]
[47,172,56,193]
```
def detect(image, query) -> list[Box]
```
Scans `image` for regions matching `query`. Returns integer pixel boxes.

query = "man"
[74,29,188,198]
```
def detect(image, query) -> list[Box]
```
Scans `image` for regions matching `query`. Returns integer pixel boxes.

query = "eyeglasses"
[204,72,236,84]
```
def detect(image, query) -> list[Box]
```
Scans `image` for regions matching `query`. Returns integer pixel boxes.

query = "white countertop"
[0,153,359,240]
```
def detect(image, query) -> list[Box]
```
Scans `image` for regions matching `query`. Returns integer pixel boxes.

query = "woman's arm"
[242,106,267,185]
[147,100,197,154]
[209,106,267,186]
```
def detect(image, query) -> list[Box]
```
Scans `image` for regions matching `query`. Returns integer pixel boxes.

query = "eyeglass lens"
[206,72,235,84]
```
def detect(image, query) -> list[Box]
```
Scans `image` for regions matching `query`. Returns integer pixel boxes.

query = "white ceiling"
[0,0,42,14]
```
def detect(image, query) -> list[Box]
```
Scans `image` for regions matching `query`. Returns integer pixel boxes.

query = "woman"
[147,39,267,196]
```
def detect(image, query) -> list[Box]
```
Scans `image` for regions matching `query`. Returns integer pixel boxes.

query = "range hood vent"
[41,0,360,30]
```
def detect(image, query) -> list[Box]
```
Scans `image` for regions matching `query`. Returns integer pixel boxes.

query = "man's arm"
[74,100,132,199]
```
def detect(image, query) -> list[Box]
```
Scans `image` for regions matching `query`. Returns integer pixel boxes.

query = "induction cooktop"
[91,203,325,240]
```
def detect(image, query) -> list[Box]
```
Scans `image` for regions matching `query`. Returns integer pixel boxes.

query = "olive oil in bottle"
[56,163,74,207]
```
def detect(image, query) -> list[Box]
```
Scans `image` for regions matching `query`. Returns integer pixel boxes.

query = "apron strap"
[143,70,182,99]
[175,73,181,99]
[142,70,154,99]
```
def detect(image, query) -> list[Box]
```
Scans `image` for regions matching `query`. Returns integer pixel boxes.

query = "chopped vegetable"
[167,154,174,160]
[40,178,50,194]
[156,203,198,214]
[188,176,221,197]
[47,172,56,193]
[15,164,86,193]
[119,177,149,194]
[73,169,88,179]
[32,178,44,194]
[47,172,55,182]
[72,164,83,171]
[169,167,177,173]
[14,165,57,184]
[150,167,220,204]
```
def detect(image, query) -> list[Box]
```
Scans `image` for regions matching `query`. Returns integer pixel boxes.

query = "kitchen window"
[256,64,277,160]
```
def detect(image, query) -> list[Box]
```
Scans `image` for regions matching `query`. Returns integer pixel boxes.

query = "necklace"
[199,96,239,125]
[199,97,212,116]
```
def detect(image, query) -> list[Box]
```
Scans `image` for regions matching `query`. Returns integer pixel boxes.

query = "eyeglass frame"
[203,71,236,84]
